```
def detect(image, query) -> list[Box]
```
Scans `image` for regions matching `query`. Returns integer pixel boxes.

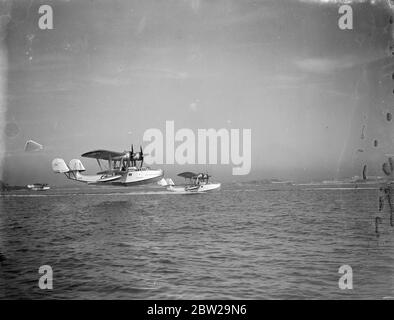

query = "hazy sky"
[1,0,393,185]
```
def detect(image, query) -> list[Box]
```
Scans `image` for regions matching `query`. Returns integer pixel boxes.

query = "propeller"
[201,172,211,183]
[114,144,145,169]
[129,144,134,167]
[116,144,132,169]
[130,145,144,167]
[125,144,145,168]
[138,145,144,166]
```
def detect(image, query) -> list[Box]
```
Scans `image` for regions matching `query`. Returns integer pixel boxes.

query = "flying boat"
[52,145,163,186]
[159,172,221,193]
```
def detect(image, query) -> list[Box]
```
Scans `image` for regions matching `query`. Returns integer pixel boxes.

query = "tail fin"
[52,158,70,173]
[69,159,86,172]
[157,178,175,186]
[166,178,175,186]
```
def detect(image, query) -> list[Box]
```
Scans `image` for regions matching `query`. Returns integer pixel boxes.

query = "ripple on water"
[1,185,393,299]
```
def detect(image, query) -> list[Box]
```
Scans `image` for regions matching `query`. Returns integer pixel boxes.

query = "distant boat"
[26,183,50,191]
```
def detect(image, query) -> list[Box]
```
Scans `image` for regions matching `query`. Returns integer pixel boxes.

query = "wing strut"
[108,155,112,171]
[96,159,103,171]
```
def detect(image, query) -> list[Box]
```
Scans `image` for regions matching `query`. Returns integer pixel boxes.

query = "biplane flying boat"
[159,172,221,193]
[52,145,163,186]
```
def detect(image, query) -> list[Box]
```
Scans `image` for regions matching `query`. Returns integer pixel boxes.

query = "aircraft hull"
[112,169,164,186]
[93,169,164,186]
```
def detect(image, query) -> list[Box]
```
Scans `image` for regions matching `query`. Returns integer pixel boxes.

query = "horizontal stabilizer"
[52,158,69,173]
[69,159,86,172]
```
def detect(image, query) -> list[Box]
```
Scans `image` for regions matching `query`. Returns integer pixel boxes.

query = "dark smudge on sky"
[1,0,394,185]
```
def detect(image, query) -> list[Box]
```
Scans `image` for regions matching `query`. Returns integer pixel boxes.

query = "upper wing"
[177,172,197,179]
[81,150,124,160]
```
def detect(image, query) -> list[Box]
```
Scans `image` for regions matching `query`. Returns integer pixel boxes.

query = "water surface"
[1,184,393,299]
